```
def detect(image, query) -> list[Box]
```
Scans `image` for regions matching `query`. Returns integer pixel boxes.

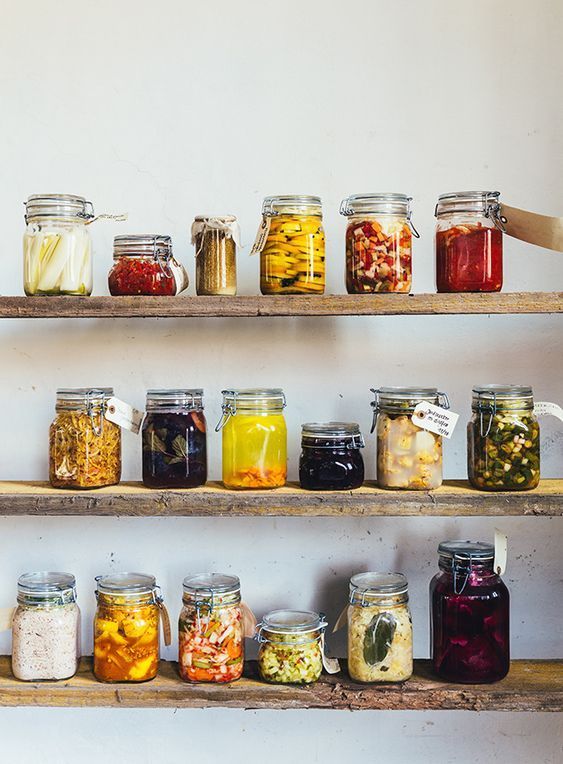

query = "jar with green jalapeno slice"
[468,385,540,491]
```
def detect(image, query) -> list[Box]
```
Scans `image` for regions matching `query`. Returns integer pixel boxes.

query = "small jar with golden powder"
[191,216,240,295]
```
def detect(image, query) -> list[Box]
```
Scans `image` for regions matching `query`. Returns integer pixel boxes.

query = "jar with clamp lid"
[49,388,121,489]
[256,610,326,684]
[23,193,94,296]
[179,574,244,683]
[340,193,418,293]
[192,216,239,295]
[142,389,207,489]
[430,540,510,683]
[435,191,504,292]
[256,195,325,295]
[299,422,365,490]
[371,387,448,490]
[108,234,188,295]
[216,389,287,489]
[468,385,540,491]
[11,572,80,681]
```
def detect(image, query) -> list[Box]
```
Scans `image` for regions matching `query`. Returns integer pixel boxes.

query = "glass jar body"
[436,213,502,293]
[376,411,442,490]
[258,631,323,685]
[430,567,510,683]
[179,601,244,683]
[195,228,237,296]
[24,219,92,296]
[222,411,287,489]
[142,410,207,489]
[346,213,411,293]
[108,255,179,296]
[348,601,413,683]
[299,441,364,490]
[468,409,540,491]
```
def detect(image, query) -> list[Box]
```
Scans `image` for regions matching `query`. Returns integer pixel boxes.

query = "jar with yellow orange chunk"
[255,195,325,294]
[93,573,170,683]
[216,389,287,489]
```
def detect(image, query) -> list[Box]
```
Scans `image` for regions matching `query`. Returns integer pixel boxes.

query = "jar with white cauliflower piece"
[371,387,448,490]
[256,610,326,685]
[347,572,412,683]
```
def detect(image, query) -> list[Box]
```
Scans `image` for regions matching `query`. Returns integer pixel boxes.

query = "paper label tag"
[0,607,15,631]
[534,401,563,422]
[320,633,341,674]
[249,216,271,255]
[494,529,508,575]
[105,397,144,434]
[332,604,349,633]
[501,204,563,253]
[241,601,257,639]
[412,402,459,439]
[169,259,189,295]
[158,602,172,646]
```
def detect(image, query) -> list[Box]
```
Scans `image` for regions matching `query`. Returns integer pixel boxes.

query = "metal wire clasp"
[452,555,471,595]
[86,389,107,437]
[370,388,381,434]
[477,392,497,438]
[437,391,450,410]
[215,390,237,432]
[407,197,420,238]
[485,194,506,232]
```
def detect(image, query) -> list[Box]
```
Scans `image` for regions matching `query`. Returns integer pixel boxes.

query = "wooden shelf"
[0,658,560,711]
[0,293,562,318]
[1,480,562,517]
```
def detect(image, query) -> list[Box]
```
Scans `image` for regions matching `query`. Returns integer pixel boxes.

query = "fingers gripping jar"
[256,610,327,685]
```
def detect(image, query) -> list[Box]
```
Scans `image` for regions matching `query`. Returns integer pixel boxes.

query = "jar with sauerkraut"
[347,572,412,683]
[256,610,327,685]
[371,387,448,490]
[49,388,121,489]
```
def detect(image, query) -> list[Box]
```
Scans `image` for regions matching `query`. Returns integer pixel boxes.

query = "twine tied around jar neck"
[191,217,242,256]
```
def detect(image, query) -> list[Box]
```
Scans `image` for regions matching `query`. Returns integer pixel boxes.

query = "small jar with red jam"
[430,540,509,684]
[108,235,188,296]
[435,192,504,292]
[299,422,365,490]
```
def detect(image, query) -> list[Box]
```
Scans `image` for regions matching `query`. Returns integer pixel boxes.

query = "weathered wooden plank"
[0,658,559,711]
[0,293,562,318]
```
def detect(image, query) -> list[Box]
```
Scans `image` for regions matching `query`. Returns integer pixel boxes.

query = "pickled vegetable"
[348,603,412,683]
[24,224,92,296]
[142,410,207,489]
[260,214,325,294]
[436,224,502,293]
[346,218,411,293]
[179,603,243,683]
[222,413,287,489]
[377,413,442,490]
[94,601,159,682]
[258,633,323,684]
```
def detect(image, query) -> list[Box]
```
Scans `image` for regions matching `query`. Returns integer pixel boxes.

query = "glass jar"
[468,385,540,491]
[142,389,207,489]
[299,422,365,490]
[94,573,164,683]
[192,216,239,295]
[49,388,121,489]
[430,540,510,683]
[435,191,504,292]
[258,195,325,295]
[371,387,448,490]
[11,572,80,681]
[347,572,413,683]
[340,193,418,293]
[23,193,94,296]
[256,610,326,685]
[179,573,244,683]
[108,235,188,295]
[217,389,287,489]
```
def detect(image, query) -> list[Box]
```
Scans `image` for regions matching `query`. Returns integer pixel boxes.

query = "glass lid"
[18,571,76,594]
[472,385,533,401]
[113,234,172,259]
[25,193,94,222]
[260,609,325,634]
[146,389,204,409]
[182,573,240,596]
[438,540,494,561]
[262,195,322,216]
[350,572,408,596]
[95,572,157,595]
[340,193,411,216]
[435,191,501,217]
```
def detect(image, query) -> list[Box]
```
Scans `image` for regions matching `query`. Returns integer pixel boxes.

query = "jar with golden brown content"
[49,388,121,489]
[93,573,168,683]
[192,216,239,295]
[257,195,325,295]
[371,387,448,490]
[216,389,287,489]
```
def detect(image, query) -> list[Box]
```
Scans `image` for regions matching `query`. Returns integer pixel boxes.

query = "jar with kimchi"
[179,574,244,683]
[435,191,504,292]
[49,388,121,489]
[340,193,418,293]
[94,573,168,683]
[108,235,188,295]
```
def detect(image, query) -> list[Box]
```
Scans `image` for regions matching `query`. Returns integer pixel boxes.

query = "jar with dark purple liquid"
[430,540,509,684]
[299,422,364,491]
[142,389,207,489]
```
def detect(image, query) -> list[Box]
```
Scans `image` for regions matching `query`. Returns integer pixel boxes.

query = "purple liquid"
[299,444,364,491]
[142,411,207,489]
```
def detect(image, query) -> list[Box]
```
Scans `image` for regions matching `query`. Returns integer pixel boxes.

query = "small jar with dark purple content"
[430,540,509,684]
[299,422,365,491]
[142,389,207,489]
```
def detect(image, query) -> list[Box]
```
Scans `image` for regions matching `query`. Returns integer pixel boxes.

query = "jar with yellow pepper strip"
[93,573,170,683]
[255,195,325,295]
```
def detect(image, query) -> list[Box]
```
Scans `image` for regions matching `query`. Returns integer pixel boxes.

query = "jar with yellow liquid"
[216,389,287,489]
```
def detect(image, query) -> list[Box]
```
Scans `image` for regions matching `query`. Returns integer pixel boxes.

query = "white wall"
[0,0,562,761]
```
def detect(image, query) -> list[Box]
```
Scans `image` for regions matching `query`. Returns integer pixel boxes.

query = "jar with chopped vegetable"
[49,388,121,489]
[108,235,188,295]
[299,422,365,490]
[179,574,244,683]
[468,385,540,491]
[347,572,412,683]
[11,572,80,682]
[371,387,448,490]
[256,610,327,685]
[340,193,418,293]
[217,389,287,489]
[191,216,239,295]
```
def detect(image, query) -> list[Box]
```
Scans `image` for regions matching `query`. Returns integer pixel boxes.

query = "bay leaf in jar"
[363,612,397,665]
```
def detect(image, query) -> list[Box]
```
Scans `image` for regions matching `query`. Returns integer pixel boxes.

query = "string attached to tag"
[86,212,129,225]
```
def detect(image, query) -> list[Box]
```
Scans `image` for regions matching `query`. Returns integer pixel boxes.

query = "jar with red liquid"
[435,192,504,292]
[430,540,509,684]
[108,234,188,295]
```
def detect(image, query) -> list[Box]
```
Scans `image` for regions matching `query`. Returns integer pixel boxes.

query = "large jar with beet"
[430,540,509,684]
[142,389,207,489]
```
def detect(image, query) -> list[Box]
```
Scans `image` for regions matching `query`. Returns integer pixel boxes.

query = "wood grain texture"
[0,293,562,318]
[0,658,560,711]
[0,480,561,517]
